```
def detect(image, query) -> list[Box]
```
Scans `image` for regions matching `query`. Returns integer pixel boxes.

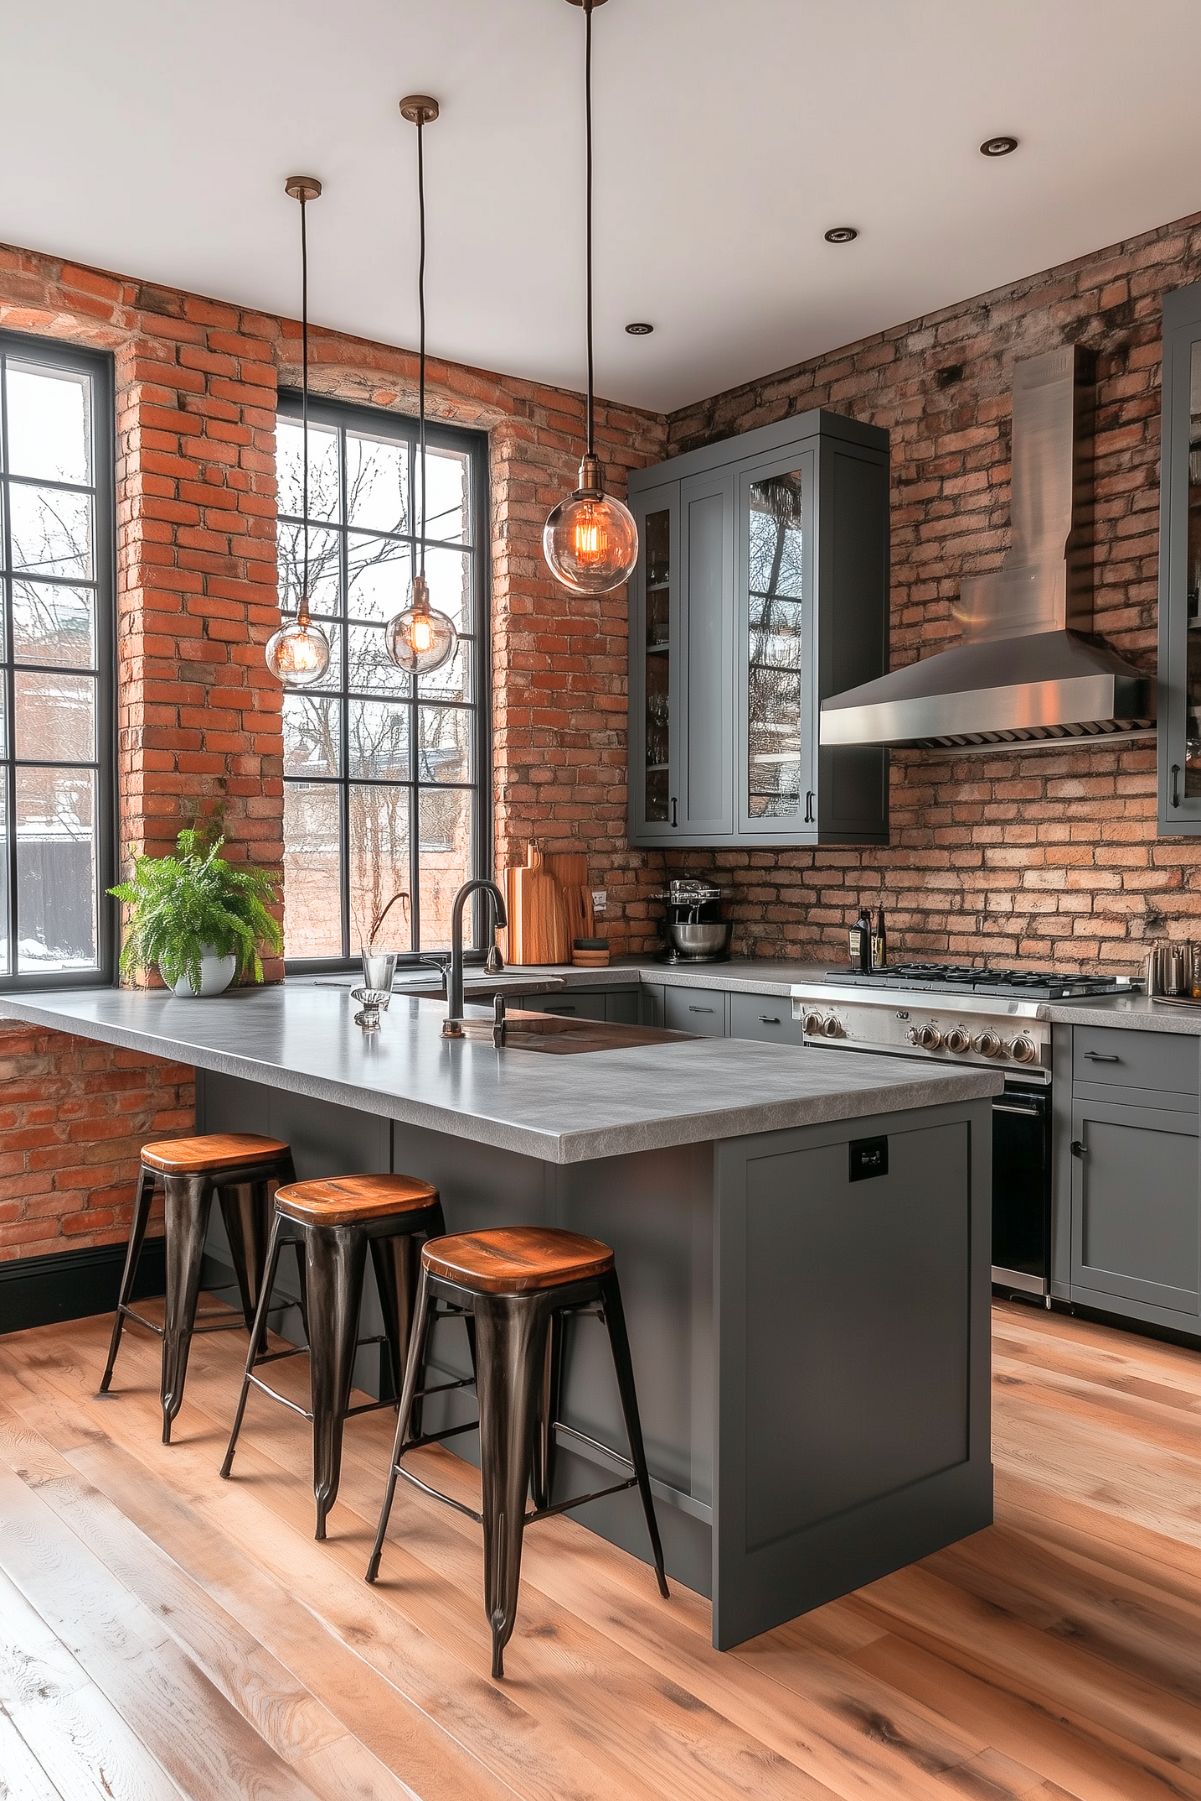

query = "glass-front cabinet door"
[629,484,678,842]
[735,448,815,837]
[1160,281,1201,832]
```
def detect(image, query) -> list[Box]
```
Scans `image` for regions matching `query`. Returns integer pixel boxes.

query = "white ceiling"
[5,0,1201,415]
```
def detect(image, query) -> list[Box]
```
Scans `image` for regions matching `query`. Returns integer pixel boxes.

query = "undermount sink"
[450,1011,698,1054]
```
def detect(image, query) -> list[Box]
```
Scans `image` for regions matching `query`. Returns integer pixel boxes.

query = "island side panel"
[711,1097,993,1650]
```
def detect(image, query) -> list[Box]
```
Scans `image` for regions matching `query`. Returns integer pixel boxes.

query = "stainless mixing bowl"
[669,920,732,957]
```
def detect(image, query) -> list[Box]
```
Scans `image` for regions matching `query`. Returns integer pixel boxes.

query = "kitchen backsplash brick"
[651,207,1201,972]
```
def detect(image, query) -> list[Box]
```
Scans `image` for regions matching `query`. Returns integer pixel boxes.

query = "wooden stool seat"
[141,1132,291,1175]
[275,1173,440,1227]
[422,1226,614,1294]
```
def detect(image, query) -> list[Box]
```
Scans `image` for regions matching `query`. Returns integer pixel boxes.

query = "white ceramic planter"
[167,947,237,998]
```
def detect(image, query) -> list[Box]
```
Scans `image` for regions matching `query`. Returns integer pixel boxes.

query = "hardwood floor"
[1,1299,1199,1800]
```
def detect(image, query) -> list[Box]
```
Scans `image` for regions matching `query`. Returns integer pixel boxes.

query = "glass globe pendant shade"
[264,610,330,686]
[385,575,457,674]
[543,454,638,595]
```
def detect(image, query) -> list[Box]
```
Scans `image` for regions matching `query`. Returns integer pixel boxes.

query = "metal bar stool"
[365,1226,669,1679]
[220,1173,451,1539]
[99,1132,296,1444]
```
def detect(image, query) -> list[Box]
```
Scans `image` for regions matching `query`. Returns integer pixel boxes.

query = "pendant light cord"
[584,0,595,460]
[417,114,428,588]
[299,192,311,628]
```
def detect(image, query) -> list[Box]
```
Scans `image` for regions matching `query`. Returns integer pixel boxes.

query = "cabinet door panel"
[1159,281,1201,833]
[1071,1101,1200,1316]
[734,449,815,837]
[629,485,678,844]
[678,470,734,837]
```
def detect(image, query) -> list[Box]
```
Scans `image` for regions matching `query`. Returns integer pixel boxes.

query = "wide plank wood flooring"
[1,1298,1200,1799]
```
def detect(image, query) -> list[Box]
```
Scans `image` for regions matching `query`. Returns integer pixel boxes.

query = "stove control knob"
[802,1011,826,1036]
[909,1023,942,1050]
[945,1026,972,1054]
[822,1014,844,1038]
[973,1030,1003,1057]
[1009,1034,1038,1065]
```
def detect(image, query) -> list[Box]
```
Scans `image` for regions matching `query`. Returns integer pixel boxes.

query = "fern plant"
[109,830,283,992]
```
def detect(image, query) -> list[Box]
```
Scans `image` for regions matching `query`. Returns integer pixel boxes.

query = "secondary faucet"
[443,878,508,1036]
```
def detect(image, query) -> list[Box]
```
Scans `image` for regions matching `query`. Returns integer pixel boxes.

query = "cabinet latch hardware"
[1070,1139,1086,1158]
[670,795,678,828]
[804,790,815,824]
[1171,764,1182,808]
[688,1004,715,1014]
[1083,1050,1120,1063]
[758,1014,781,1025]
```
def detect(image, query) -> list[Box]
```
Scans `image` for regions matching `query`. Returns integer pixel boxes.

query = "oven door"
[991,1079,1051,1297]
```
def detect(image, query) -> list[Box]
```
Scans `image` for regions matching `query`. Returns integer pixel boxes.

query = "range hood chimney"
[820,346,1155,750]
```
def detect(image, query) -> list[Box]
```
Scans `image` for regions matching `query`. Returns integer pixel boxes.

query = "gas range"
[789,964,1136,1076]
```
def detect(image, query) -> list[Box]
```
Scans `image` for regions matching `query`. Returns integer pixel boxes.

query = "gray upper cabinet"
[629,410,890,849]
[1158,280,1201,831]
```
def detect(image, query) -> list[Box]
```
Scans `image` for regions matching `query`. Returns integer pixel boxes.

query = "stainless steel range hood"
[820,346,1156,751]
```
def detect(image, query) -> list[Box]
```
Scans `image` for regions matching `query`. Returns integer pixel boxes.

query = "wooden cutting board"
[547,853,594,944]
[506,843,569,965]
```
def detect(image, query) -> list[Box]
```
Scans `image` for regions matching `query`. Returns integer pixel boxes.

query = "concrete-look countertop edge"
[0,986,1002,1165]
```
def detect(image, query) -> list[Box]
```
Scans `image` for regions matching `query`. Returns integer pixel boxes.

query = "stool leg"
[305,1223,368,1540]
[531,1312,562,1512]
[219,1180,271,1330]
[599,1273,669,1598]
[474,1293,548,1679]
[160,1174,215,1446]
[365,1265,432,1585]
[98,1166,156,1395]
[220,1211,285,1480]
[369,1230,419,1407]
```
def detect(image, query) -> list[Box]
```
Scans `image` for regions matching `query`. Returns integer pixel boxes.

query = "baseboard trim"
[0,1236,166,1335]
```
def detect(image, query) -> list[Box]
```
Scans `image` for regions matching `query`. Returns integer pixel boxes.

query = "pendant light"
[386,95,457,675]
[266,176,332,686]
[543,0,638,595]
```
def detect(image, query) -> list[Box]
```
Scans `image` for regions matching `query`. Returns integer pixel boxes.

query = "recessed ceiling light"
[625,321,654,335]
[823,226,858,244]
[980,135,1019,157]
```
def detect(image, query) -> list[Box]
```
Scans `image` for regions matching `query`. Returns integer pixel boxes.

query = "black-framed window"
[0,332,115,990]
[277,393,490,965]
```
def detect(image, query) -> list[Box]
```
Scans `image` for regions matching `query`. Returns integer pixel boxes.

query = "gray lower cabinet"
[1070,1094,1201,1326]
[664,985,729,1036]
[530,988,640,1025]
[728,990,803,1045]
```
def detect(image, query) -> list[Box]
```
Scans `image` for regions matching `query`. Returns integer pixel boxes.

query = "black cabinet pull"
[758,1014,781,1025]
[670,795,679,828]
[1070,1139,1086,1157]
[1083,1050,1120,1063]
[688,1004,715,1014]
[1171,764,1182,808]
[804,790,815,824]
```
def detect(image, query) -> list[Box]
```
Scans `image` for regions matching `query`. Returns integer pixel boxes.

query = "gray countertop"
[0,984,1000,1165]
[501,957,1201,1033]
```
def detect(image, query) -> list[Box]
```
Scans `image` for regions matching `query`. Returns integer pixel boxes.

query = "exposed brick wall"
[654,209,1201,971]
[0,1026,191,1260]
[0,241,664,1261]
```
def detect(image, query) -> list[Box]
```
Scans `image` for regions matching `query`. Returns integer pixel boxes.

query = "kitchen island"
[0,983,1000,1648]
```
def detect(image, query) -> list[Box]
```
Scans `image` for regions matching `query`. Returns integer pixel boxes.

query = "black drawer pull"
[1071,1139,1086,1158]
[688,1004,715,1014]
[1083,1050,1120,1063]
[757,1014,781,1025]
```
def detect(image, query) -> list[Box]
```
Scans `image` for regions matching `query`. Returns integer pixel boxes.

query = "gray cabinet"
[629,410,890,848]
[1071,1099,1200,1321]
[728,990,803,1045]
[663,985,728,1036]
[1158,280,1201,831]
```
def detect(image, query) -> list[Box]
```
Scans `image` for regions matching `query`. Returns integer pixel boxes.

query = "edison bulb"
[265,617,330,686]
[385,600,456,674]
[543,490,638,595]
